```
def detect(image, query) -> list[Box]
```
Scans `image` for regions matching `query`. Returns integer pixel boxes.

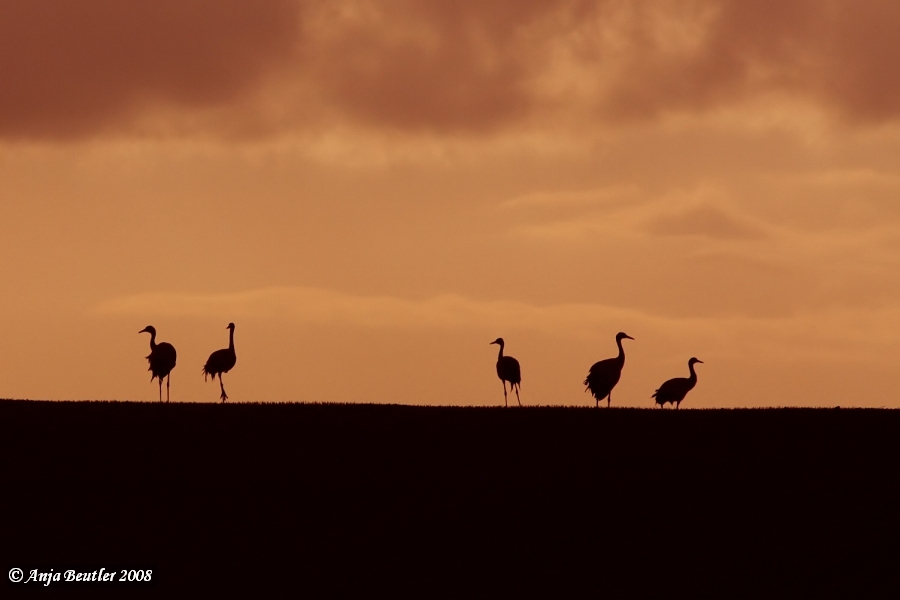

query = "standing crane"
[138,326,177,403]
[203,322,237,403]
[490,337,521,407]
[652,357,703,409]
[584,332,634,408]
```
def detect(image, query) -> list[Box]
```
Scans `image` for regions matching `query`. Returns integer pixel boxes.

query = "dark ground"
[2,400,899,597]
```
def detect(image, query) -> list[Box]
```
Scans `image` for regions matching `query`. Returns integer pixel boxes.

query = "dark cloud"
[599,0,900,123]
[302,0,900,130]
[4,0,900,139]
[0,1,301,138]
[814,2,900,121]
[645,206,766,240]
[314,0,900,129]
[299,1,594,132]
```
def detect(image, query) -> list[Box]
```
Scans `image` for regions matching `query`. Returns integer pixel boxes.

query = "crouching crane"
[652,357,703,409]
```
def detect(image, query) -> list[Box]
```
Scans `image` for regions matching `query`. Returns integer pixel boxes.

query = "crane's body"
[652,358,703,409]
[203,323,237,402]
[584,332,634,408]
[139,326,177,403]
[490,337,521,407]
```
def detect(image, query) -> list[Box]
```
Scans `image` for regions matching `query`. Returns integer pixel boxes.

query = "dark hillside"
[2,401,899,595]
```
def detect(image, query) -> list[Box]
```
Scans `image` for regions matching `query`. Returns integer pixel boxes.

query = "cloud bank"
[5,1,900,139]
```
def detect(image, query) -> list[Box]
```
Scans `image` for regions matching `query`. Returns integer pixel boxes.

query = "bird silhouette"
[584,332,634,408]
[490,337,521,407]
[138,326,177,403]
[652,357,703,409]
[203,322,237,403]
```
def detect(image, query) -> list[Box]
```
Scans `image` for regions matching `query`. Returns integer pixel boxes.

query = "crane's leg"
[503,382,508,408]
[607,391,612,408]
[676,400,681,410]
[219,374,229,403]
[515,384,521,407]
[166,374,171,403]
[158,379,163,403]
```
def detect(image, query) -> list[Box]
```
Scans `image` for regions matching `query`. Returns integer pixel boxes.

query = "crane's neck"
[148,331,157,350]
[496,343,504,361]
[687,362,698,384]
[615,337,626,365]
[228,328,235,351]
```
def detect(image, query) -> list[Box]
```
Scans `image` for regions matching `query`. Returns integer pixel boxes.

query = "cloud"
[587,0,900,124]
[299,1,543,133]
[6,1,900,139]
[504,184,766,241]
[645,205,766,240]
[500,185,643,209]
[0,0,301,138]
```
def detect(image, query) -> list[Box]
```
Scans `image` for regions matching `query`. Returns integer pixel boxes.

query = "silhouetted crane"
[138,326,177,403]
[584,332,634,408]
[490,337,521,407]
[652,357,703,409]
[203,322,237,403]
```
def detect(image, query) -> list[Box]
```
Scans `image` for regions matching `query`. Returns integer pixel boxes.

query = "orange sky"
[3,0,900,406]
